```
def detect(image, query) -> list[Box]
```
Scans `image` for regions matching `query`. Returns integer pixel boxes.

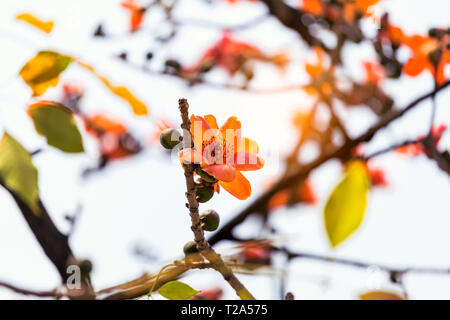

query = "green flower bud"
[183,241,198,255]
[196,186,214,203]
[160,128,182,149]
[200,209,220,232]
[195,168,218,183]
[165,59,181,72]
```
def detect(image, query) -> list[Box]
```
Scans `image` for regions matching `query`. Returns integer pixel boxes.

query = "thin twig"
[120,59,302,94]
[280,248,450,275]
[0,281,62,299]
[363,138,425,160]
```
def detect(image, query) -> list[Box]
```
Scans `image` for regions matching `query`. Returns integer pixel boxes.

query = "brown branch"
[209,80,450,245]
[97,265,190,300]
[363,138,426,160]
[259,0,318,46]
[119,59,302,94]
[0,281,62,299]
[178,98,255,300]
[175,13,271,31]
[280,248,450,276]
[0,180,94,299]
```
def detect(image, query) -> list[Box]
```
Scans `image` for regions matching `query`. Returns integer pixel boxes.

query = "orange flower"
[121,0,146,32]
[236,241,272,266]
[303,47,334,96]
[302,0,325,16]
[341,0,380,22]
[225,0,257,3]
[268,179,317,211]
[305,47,327,77]
[367,165,388,187]
[184,33,288,77]
[396,124,447,156]
[179,115,264,200]
[198,33,263,75]
[403,34,450,84]
[364,61,385,84]
[354,0,380,13]
[85,113,141,160]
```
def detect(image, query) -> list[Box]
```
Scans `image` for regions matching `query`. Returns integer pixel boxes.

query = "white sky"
[0,0,449,299]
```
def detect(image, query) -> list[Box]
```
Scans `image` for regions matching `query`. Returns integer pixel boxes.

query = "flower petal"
[235,152,265,171]
[219,171,251,200]
[238,137,259,153]
[190,114,213,152]
[203,164,236,182]
[403,57,426,77]
[220,116,241,155]
[178,148,208,166]
[204,114,219,130]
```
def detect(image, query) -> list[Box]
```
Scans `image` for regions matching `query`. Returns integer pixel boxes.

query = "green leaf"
[0,132,39,214]
[28,101,84,153]
[324,160,370,248]
[158,281,199,300]
[19,51,72,96]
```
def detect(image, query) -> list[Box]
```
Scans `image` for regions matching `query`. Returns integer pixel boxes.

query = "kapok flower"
[396,124,447,157]
[364,61,385,85]
[121,0,146,32]
[178,115,264,200]
[268,179,318,212]
[303,47,335,96]
[183,33,289,77]
[301,0,325,16]
[403,34,450,85]
[367,165,388,188]
[85,113,141,160]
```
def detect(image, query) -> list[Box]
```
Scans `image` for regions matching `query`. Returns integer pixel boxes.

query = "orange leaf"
[16,13,54,34]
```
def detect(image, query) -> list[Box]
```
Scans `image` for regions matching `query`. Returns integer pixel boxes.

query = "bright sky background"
[0,0,449,299]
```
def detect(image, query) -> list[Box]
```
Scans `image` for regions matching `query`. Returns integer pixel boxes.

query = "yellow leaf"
[16,13,54,34]
[19,51,72,96]
[0,132,40,214]
[324,160,370,248]
[77,61,148,116]
[359,290,405,300]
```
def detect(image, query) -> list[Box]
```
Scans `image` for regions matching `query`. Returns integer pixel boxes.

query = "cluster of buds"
[160,128,220,203]
[183,210,220,257]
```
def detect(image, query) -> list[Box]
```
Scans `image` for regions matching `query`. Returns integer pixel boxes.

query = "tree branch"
[259,0,318,46]
[0,281,62,299]
[280,248,450,276]
[0,180,94,298]
[209,80,450,245]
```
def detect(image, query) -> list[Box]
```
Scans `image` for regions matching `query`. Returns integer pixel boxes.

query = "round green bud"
[79,259,93,274]
[200,209,220,232]
[165,59,181,71]
[160,128,182,149]
[183,241,198,255]
[195,168,218,183]
[196,186,214,203]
